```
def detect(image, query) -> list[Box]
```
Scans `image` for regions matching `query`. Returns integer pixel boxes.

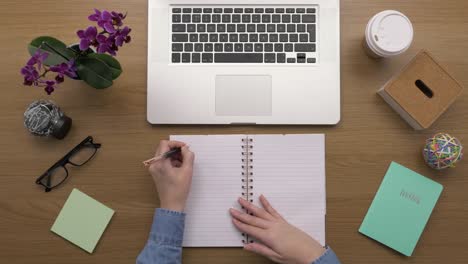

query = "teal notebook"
[359,162,443,256]
[51,189,114,253]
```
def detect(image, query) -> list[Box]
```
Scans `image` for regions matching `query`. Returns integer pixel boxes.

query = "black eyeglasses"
[36,136,101,192]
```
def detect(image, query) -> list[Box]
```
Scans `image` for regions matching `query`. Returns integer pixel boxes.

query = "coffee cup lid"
[369,10,413,55]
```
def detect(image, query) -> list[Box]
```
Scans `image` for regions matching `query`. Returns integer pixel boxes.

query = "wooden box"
[378,50,464,130]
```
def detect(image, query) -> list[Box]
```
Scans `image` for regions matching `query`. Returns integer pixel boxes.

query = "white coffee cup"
[363,10,414,58]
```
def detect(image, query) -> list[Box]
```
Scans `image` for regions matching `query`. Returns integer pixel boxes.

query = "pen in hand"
[143,147,182,167]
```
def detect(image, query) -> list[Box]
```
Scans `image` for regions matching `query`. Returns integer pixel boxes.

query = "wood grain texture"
[1,0,467,263]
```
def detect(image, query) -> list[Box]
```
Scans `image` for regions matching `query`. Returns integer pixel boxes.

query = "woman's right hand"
[229,195,325,264]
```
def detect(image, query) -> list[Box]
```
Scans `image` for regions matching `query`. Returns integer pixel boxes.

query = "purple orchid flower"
[50,60,77,83]
[27,50,48,69]
[21,65,40,86]
[43,80,57,95]
[77,26,98,50]
[115,26,132,47]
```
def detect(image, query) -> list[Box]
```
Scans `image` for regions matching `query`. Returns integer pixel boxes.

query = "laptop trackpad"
[215,75,272,116]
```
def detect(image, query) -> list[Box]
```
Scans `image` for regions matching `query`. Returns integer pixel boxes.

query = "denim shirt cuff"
[150,208,186,247]
[312,246,341,264]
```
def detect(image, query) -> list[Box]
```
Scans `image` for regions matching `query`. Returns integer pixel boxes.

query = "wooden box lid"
[384,50,464,129]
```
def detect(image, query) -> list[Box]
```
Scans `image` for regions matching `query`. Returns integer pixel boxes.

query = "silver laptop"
[147,0,340,124]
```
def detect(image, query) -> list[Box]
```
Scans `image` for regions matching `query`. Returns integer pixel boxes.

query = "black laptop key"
[275,8,285,13]
[209,34,218,42]
[193,8,202,13]
[232,14,241,23]
[300,34,309,42]
[222,14,231,23]
[199,34,209,42]
[182,14,191,23]
[296,8,305,13]
[237,24,246,32]
[187,24,196,32]
[207,24,216,32]
[264,53,275,63]
[266,8,274,13]
[282,14,291,23]
[252,14,261,23]
[197,24,206,32]
[202,53,213,63]
[224,8,233,13]
[255,8,264,13]
[220,34,229,42]
[227,24,236,32]
[285,43,293,52]
[306,8,316,13]
[264,44,273,52]
[215,53,263,63]
[202,14,211,23]
[224,43,233,52]
[215,43,223,52]
[234,8,243,13]
[292,14,301,23]
[172,34,188,42]
[290,34,298,42]
[172,43,183,52]
[297,24,305,32]
[229,34,239,42]
[190,34,198,42]
[254,43,263,52]
[244,43,253,52]
[302,15,316,23]
[267,24,276,32]
[192,14,201,23]
[280,33,288,42]
[172,15,181,23]
[259,34,268,42]
[172,53,180,63]
[272,14,281,23]
[287,24,295,32]
[182,8,191,13]
[184,43,193,52]
[203,8,212,13]
[204,43,213,52]
[307,57,316,63]
[182,53,190,63]
[295,43,316,52]
[234,43,243,52]
[257,24,266,32]
[274,43,283,52]
[242,14,251,23]
[307,24,316,42]
[277,24,286,32]
[269,34,278,42]
[172,8,181,13]
[212,14,221,23]
[249,34,258,42]
[172,24,186,32]
[247,24,256,32]
[286,8,295,13]
[240,34,249,42]
[245,8,253,13]
[217,24,226,32]
[214,8,223,13]
[287,57,296,63]
[262,14,271,23]
[277,53,286,63]
[195,43,203,52]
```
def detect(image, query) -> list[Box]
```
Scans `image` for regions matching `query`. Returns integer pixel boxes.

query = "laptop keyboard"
[170,6,317,64]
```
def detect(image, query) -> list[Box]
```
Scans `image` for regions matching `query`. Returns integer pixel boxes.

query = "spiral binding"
[241,137,254,244]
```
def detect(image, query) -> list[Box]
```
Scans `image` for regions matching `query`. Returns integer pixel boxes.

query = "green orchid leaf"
[75,57,113,89]
[87,53,122,80]
[28,36,76,66]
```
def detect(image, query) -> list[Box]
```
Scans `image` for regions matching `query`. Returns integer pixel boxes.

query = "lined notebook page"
[250,134,326,245]
[171,135,244,247]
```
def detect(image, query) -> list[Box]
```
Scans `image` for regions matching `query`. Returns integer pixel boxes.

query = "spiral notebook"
[170,134,326,247]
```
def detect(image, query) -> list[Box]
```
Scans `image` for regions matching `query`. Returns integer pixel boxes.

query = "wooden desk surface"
[1,0,468,263]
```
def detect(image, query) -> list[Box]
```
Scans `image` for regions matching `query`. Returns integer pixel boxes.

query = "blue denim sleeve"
[312,246,341,264]
[136,208,186,264]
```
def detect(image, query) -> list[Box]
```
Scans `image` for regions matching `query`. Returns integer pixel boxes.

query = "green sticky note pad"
[51,189,114,253]
[359,162,443,256]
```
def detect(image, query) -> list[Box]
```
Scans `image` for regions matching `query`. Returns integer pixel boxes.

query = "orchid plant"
[21,9,132,95]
